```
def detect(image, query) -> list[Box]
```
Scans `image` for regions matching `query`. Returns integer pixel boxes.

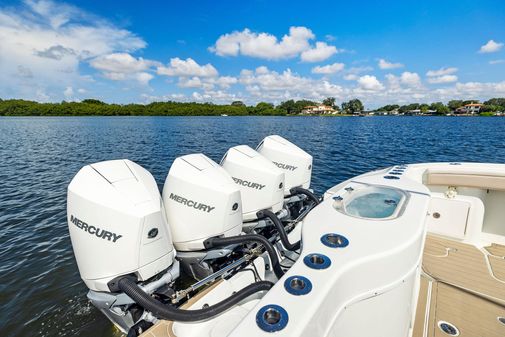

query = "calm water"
[1,116,505,336]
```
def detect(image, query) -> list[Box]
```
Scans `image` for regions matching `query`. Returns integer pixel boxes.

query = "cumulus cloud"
[426,67,458,77]
[312,63,345,74]
[210,26,314,59]
[357,75,384,91]
[479,40,503,53]
[400,72,422,87]
[157,58,218,77]
[426,67,458,84]
[210,26,339,62]
[427,75,458,84]
[300,42,338,62]
[90,53,157,84]
[0,0,147,99]
[378,59,404,69]
[238,66,345,102]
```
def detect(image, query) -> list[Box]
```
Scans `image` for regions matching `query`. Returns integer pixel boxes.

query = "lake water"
[1,116,505,337]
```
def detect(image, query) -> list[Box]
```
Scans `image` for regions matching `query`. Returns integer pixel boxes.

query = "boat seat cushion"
[425,170,505,191]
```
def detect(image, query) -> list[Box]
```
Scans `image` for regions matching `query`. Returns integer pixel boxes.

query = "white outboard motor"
[162,154,243,251]
[67,159,175,292]
[68,159,179,333]
[256,135,313,195]
[221,145,285,221]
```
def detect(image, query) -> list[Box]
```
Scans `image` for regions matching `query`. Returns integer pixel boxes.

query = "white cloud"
[237,66,345,102]
[135,72,154,85]
[400,72,422,87]
[210,26,339,62]
[426,67,458,77]
[378,59,404,69]
[344,74,358,81]
[357,75,384,91]
[300,42,338,62]
[157,58,218,77]
[0,0,146,99]
[63,86,73,98]
[427,74,458,84]
[90,53,156,73]
[312,63,345,74]
[489,59,505,65]
[210,26,314,60]
[90,53,157,84]
[479,40,504,53]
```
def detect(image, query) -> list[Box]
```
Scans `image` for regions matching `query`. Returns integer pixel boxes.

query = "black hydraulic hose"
[256,209,300,251]
[118,278,273,322]
[204,235,285,279]
[290,186,320,205]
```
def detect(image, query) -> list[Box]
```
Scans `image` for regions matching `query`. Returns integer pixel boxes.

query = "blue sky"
[1,0,504,108]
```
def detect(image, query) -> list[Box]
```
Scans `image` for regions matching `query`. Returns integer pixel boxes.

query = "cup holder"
[321,233,349,248]
[284,275,312,295]
[303,253,331,269]
[437,321,460,336]
[256,305,289,332]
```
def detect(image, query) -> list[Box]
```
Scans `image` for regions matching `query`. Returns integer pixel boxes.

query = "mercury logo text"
[169,193,215,213]
[70,215,122,243]
[232,177,266,190]
[272,162,297,171]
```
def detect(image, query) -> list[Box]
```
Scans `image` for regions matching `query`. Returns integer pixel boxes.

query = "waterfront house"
[301,105,336,115]
[455,103,483,115]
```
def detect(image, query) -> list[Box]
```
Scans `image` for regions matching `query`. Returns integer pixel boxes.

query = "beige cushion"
[426,172,505,191]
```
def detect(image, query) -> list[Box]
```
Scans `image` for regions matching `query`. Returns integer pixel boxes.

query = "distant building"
[302,104,336,114]
[455,103,483,115]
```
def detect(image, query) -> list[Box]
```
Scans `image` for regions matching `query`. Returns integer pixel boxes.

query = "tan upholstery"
[426,172,505,191]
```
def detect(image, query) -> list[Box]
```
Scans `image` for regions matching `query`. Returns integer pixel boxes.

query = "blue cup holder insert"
[256,304,289,332]
[284,276,312,296]
[303,253,331,269]
[321,233,349,248]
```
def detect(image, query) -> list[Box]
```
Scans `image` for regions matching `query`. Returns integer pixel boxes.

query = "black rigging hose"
[204,235,285,279]
[256,209,300,251]
[290,186,320,205]
[118,278,273,322]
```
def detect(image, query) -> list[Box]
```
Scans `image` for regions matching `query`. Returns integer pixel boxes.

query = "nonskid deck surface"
[413,235,505,337]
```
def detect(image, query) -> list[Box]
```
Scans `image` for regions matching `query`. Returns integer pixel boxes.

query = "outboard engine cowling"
[221,145,285,221]
[67,159,175,292]
[162,154,243,251]
[256,135,313,195]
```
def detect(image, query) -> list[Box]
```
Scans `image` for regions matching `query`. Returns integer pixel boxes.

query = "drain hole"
[263,308,281,325]
[310,255,324,265]
[290,278,306,290]
[438,321,459,336]
[325,234,343,246]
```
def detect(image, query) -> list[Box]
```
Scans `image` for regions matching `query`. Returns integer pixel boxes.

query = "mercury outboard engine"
[67,159,178,332]
[221,145,285,222]
[256,135,313,195]
[162,154,244,279]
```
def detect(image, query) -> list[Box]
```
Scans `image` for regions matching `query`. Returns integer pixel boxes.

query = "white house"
[302,105,336,115]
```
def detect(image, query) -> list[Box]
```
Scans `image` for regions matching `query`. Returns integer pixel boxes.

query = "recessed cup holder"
[321,233,349,248]
[284,275,312,295]
[303,253,331,269]
[437,321,460,336]
[256,305,289,332]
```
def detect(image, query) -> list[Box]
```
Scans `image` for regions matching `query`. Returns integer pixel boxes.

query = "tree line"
[1,97,504,116]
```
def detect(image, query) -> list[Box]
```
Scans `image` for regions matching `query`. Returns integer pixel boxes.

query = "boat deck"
[141,234,505,337]
[413,234,505,337]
